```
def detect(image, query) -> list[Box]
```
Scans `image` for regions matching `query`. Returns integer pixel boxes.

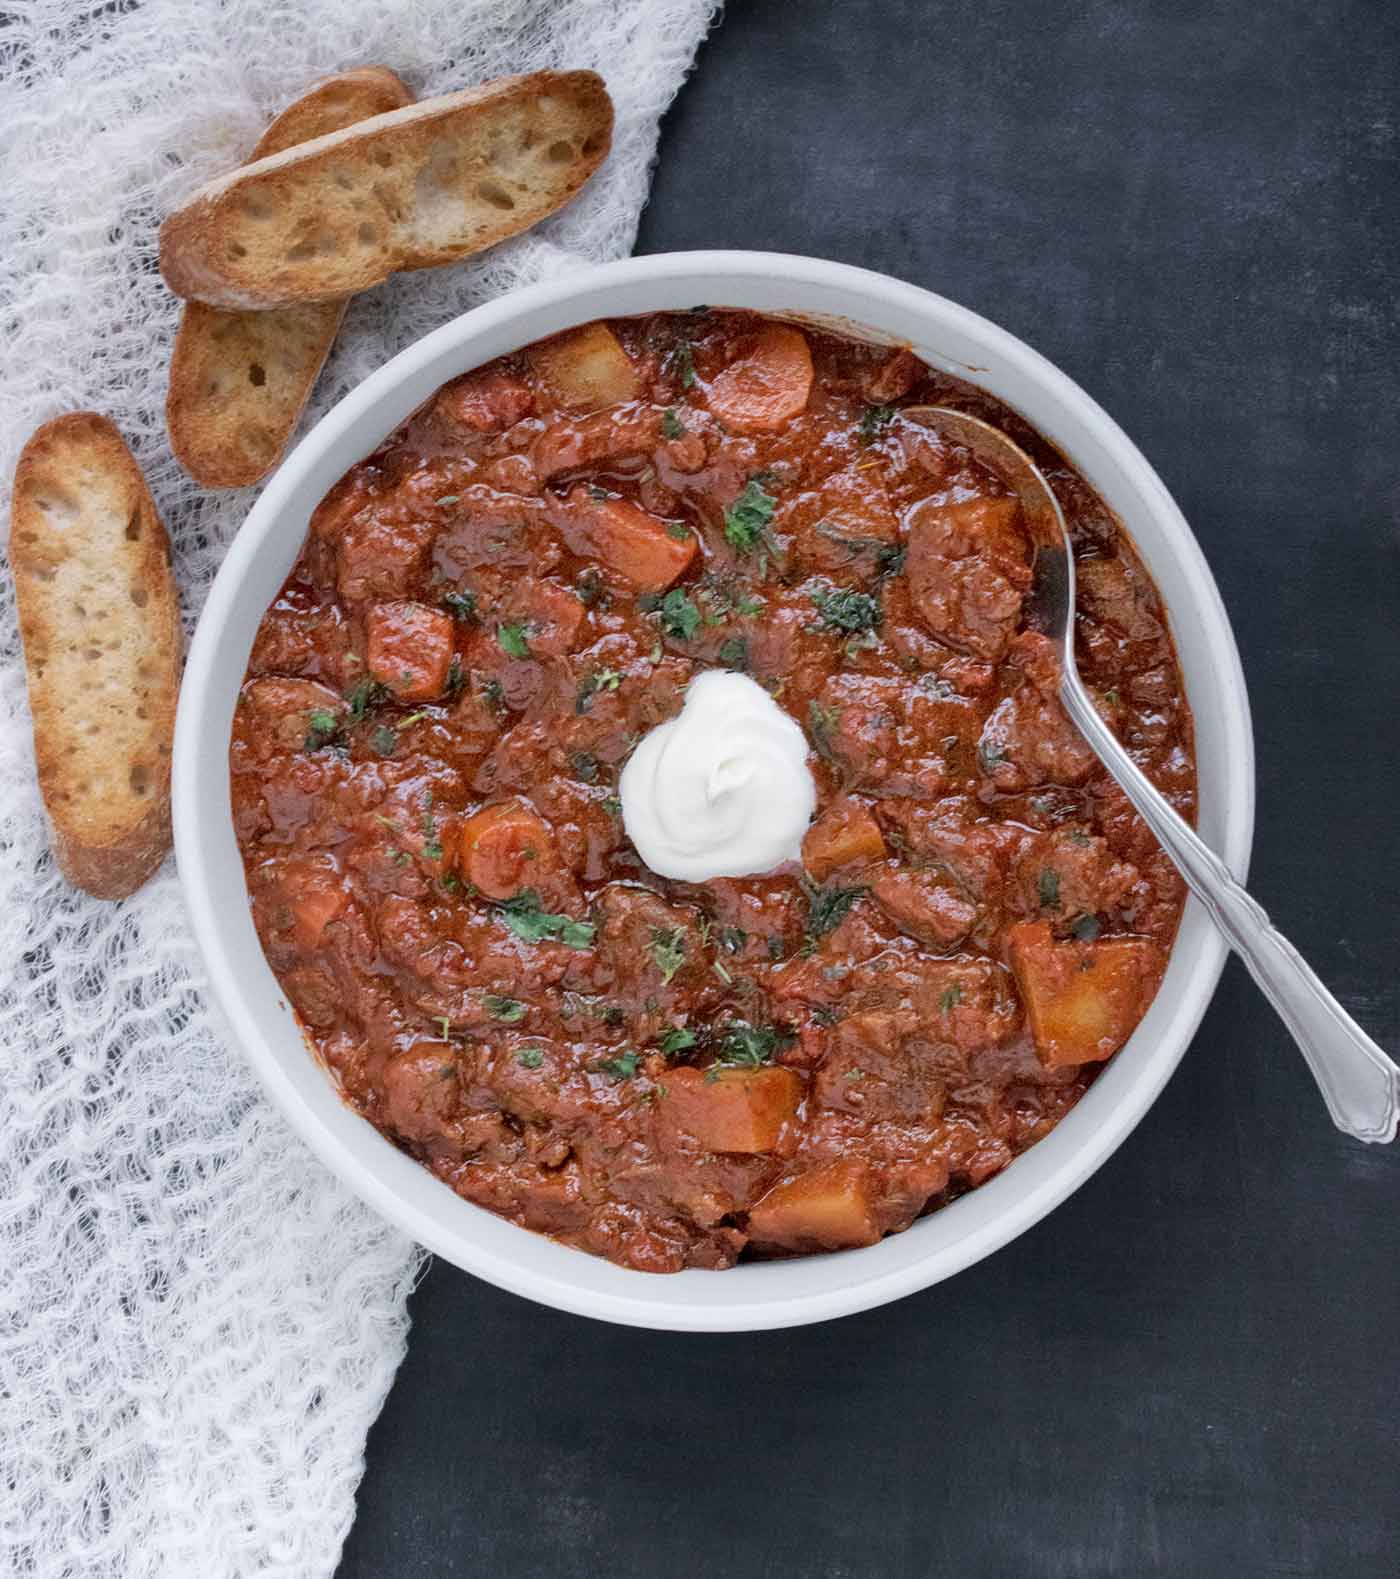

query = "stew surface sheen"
[232,310,1195,1273]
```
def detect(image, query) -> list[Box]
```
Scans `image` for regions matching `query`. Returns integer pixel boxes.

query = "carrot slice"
[455,800,557,900]
[555,485,697,592]
[704,324,814,434]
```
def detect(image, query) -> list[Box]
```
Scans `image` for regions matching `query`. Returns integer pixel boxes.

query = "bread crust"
[9,414,183,900]
[159,70,613,309]
[166,67,414,488]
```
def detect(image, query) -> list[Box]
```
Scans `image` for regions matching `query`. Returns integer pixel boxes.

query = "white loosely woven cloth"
[0,3,715,1574]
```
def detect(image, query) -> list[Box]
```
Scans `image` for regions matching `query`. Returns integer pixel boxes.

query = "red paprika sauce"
[231,310,1194,1272]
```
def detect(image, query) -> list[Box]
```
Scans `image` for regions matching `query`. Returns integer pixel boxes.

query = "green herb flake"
[938,982,963,1014]
[660,1026,697,1056]
[497,890,596,950]
[722,478,777,554]
[656,588,702,641]
[596,1050,641,1082]
[977,739,1008,774]
[443,590,478,623]
[436,1015,452,1040]
[648,926,687,984]
[670,341,696,389]
[575,667,622,714]
[435,494,460,507]
[368,724,396,756]
[571,752,600,784]
[810,583,882,636]
[481,676,506,713]
[496,622,532,659]
[664,520,692,542]
[515,1047,545,1070]
[808,700,840,763]
[711,1020,791,1070]
[805,881,864,939]
[485,994,527,1024]
[1038,869,1062,910]
[859,405,897,444]
[660,407,685,440]
[345,678,389,721]
[303,709,342,751]
[444,656,466,699]
[719,926,747,956]
[717,635,749,670]
[1072,914,1103,943]
[602,796,623,820]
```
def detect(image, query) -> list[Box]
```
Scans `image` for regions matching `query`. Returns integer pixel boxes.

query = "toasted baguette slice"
[167,67,414,488]
[159,70,613,309]
[9,415,182,899]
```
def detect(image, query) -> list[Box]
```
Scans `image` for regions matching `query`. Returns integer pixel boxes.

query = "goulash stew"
[231,310,1195,1272]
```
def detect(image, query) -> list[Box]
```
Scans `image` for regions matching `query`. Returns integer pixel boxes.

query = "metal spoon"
[904,404,1400,1143]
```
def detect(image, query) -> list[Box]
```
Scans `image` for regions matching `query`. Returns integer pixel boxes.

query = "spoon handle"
[1060,681,1400,1144]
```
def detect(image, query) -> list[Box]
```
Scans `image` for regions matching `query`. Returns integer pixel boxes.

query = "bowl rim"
[174,249,1255,1330]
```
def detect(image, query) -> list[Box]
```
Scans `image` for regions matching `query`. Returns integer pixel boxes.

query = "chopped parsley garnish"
[595,1050,641,1082]
[443,590,478,623]
[371,725,397,756]
[497,890,596,949]
[719,926,747,955]
[515,1047,545,1070]
[660,1026,697,1056]
[303,709,342,751]
[859,404,897,444]
[575,667,622,714]
[808,699,840,763]
[717,635,749,670]
[669,341,696,389]
[660,407,685,440]
[722,478,777,554]
[938,982,963,1013]
[587,484,609,501]
[1072,914,1103,943]
[711,1021,792,1070]
[481,676,506,713]
[345,678,389,721]
[665,520,692,542]
[1038,869,1062,910]
[656,588,702,640]
[602,796,623,820]
[571,752,600,784]
[444,655,466,698]
[804,881,864,938]
[810,583,882,636]
[977,739,1007,773]
[813,521,907,578]
[648,927,687,984]
[485,995,527,1024]
[574,568,607,608]
[496,622,532,659]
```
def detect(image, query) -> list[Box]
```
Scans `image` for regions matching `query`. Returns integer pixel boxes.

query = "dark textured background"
[338,3,1400,1574]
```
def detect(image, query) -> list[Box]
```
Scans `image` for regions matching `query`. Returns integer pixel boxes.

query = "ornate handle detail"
[1060,682,1400,1144]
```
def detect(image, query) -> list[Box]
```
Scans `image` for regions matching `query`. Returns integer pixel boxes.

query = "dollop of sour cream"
[619,670,816,882]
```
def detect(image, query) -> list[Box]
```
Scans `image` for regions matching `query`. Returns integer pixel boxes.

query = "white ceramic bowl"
[174,251,1254,1331]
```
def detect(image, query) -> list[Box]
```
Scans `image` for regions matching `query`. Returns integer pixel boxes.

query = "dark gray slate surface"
[337,3,1400,1574]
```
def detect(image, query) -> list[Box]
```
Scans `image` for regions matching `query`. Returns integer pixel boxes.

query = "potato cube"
[528,322,640,411]
[366,600,455,701]
[801,795,886,881]
[747,1159,880,1252]
[660,1065,802,1154]
[1007,920,1162,1069]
